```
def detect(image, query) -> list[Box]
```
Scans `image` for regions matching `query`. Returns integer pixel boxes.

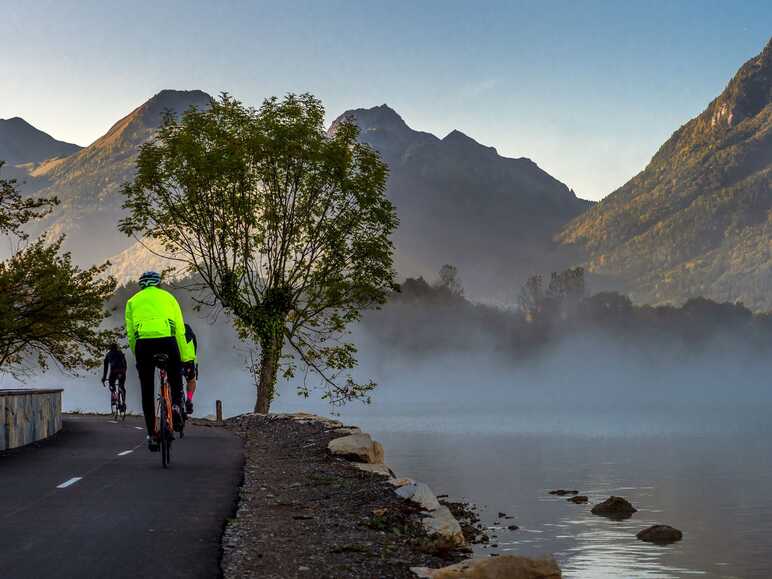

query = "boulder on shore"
[421,506,465,549]
[411,555,561,578]
[388,477,415,487]
[327,433,385,464]
[637,525,683,544]
[276,412,345,429]
[333,426,362,435]
[353,463,393,477]
[395,481,441,511]
[591,496,637,519]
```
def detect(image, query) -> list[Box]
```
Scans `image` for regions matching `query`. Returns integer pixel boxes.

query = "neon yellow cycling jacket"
[124,286,195,363]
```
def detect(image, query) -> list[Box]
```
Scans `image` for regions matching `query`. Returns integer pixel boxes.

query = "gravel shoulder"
[220,414,473,579]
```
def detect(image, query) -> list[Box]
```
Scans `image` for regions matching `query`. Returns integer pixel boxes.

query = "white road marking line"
[117,450,133,456]
[134,426,144,430]
[108,420,118,424]
[56,477,83,489]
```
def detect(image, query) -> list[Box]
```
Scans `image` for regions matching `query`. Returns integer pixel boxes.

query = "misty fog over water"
[7,306,772,578]
[33,318,772,436]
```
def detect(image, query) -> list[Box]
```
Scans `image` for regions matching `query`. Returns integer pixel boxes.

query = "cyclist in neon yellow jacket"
[125,271,195,451]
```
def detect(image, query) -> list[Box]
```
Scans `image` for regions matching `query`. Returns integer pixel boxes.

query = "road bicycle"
[153,354,174,468]
[152,354,187,468]
[105,378,127,421]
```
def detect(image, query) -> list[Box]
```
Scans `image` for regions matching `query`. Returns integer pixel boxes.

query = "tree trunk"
[255,333,281,414]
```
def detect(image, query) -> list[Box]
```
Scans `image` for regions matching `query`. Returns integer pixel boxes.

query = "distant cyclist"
[124,271,195,451]
[101,343,127,411]
[183,323,198,415]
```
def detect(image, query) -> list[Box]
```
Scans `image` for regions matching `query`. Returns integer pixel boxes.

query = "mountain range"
[559,38,772,310]
[8,90,212,263]
[2,37,770,308]
[0,117,80,169]
[329,105,592,298]
[1,91,590,300]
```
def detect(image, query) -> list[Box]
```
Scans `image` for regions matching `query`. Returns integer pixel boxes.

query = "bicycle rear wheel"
[164,431,171,466]
[118,391,127,421]
[160,406,170,468]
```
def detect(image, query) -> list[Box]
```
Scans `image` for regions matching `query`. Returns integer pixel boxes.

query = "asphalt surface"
[0,414,243,579]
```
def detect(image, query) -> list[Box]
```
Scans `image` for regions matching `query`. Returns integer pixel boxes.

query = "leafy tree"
[547,267,585,319]
[579,291,633,319]
[518,274,544,322]
[547,267,585,303]
[121,93,398,413]
[0,164,116,377]
[518,267,586,326]
[0,161,57,239]
[435,264,464,297]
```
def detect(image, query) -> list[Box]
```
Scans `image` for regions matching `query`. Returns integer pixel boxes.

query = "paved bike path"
[0,415,243,579]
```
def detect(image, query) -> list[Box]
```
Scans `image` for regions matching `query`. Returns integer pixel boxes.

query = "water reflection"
[45,343,772,578]
[349,421,772,579]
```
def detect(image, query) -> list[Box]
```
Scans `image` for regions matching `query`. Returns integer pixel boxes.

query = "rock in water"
[327,433,385,464]
[637,525,683,544]
[567,495,589,504]
[411,554,562,578]
[549,490,578,496]
[591,496,637,519]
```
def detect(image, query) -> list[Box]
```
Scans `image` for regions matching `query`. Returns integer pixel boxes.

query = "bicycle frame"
[109,387,118,420]
[156,367,174,435]
[109,385,123,420]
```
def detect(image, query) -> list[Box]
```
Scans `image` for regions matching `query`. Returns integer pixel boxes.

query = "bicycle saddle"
[152,353,169,366]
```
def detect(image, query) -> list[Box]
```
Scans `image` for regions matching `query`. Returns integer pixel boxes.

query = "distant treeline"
[110,267,772,368]
[364,267,772,362]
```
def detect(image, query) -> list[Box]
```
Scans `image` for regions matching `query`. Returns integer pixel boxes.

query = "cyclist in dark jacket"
[102,343,128,410]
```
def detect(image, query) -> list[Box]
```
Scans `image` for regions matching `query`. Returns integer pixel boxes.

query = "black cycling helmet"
[139,271,161,289]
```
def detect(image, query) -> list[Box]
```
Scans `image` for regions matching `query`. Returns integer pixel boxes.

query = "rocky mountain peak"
[0,116,81,165]
[328,104,419,145]
[708,36,771,130]
[139,89,212,121]
[92,89,212,149]
[2,116,30,126]
[331,104,405,131]
[441,129,499,155]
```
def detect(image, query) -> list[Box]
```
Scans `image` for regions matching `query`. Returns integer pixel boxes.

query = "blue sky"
[1,0,769,199]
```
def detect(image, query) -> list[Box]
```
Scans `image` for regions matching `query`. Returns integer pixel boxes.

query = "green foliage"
[518,274,543,322]
[0,168,117,376]
[0,161,57,239]
[378,269,772,365]
[434,264,464,297]
[519,267,585,322]
[121,93,398,411]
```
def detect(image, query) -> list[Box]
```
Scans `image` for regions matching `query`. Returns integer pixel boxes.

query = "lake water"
[39,343,772,578]
[317,408,772,579]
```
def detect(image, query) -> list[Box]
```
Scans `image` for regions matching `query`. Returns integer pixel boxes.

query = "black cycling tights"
[134,337,184,435]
